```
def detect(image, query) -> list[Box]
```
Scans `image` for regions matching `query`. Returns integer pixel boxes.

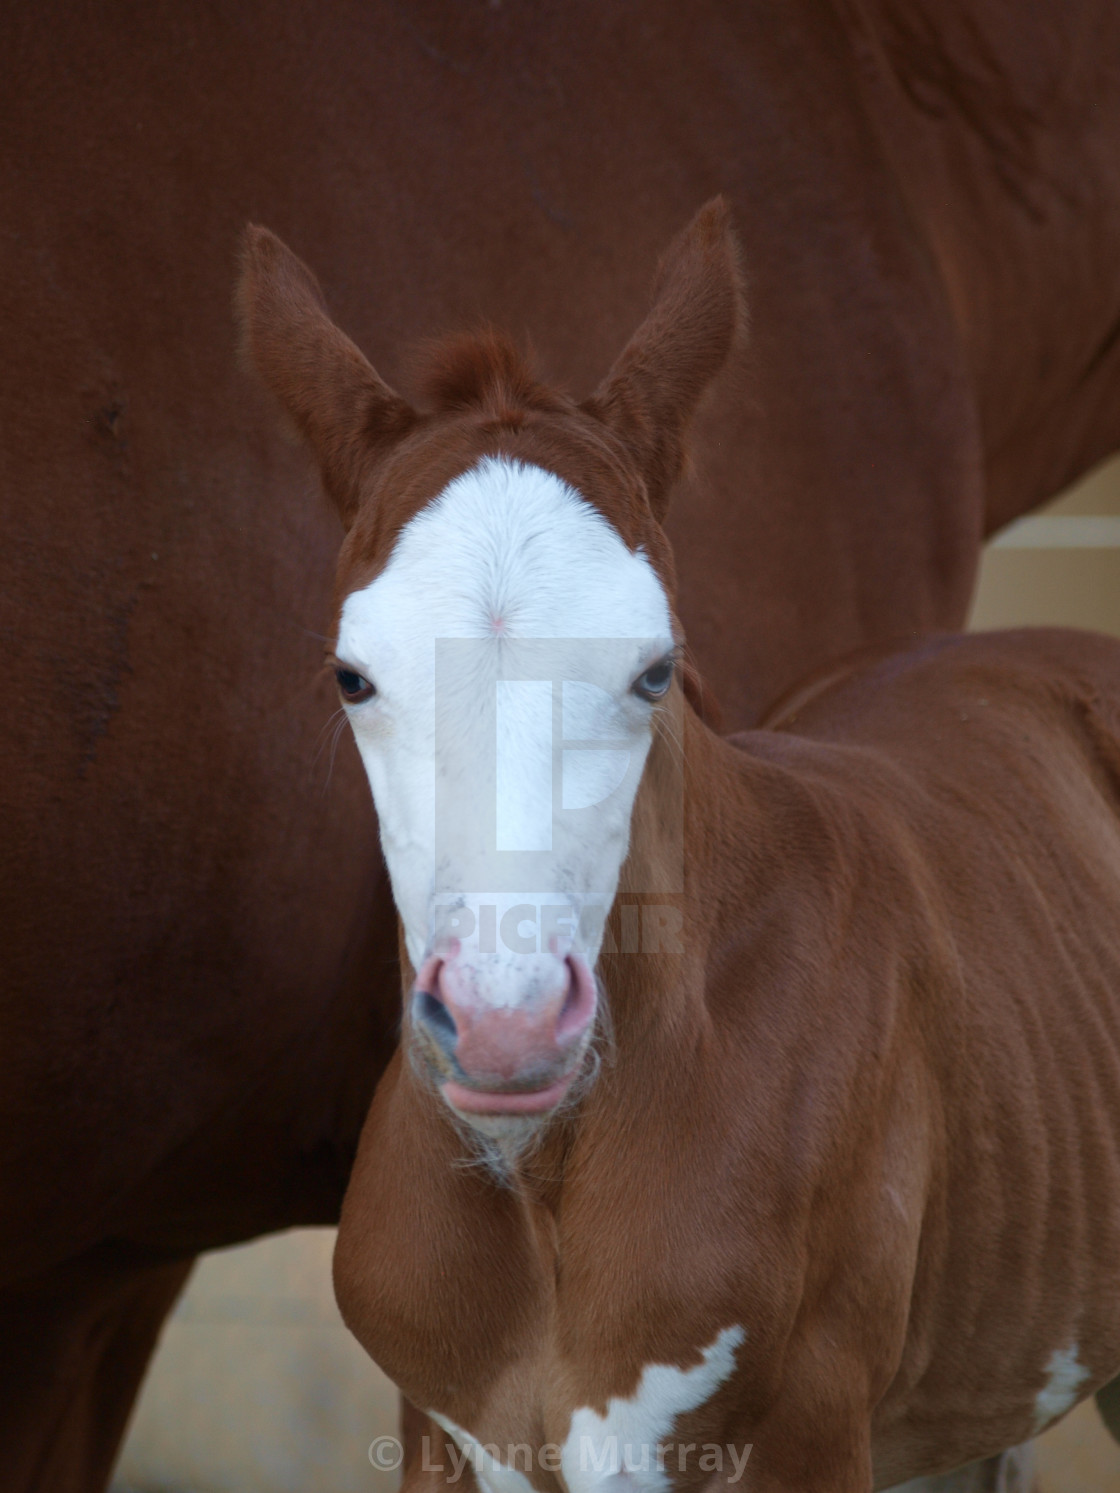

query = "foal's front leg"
[886,1444,1036,1492]
[399,1402,487,1493]
[738,1372,1035,1492]
[728,1366,875,1492]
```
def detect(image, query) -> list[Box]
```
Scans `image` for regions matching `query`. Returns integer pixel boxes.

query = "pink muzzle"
[411,952,598,1115]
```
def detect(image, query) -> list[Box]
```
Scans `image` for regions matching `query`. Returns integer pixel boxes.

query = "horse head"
[238,201,744,1152]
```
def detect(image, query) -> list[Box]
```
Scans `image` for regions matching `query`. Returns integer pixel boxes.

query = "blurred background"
[112,452,1120,1493]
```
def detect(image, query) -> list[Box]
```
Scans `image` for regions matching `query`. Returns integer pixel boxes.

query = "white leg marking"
[1033,1342,1090,1431]
[561,1325,746,1493]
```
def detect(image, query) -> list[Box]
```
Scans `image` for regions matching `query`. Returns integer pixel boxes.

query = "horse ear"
[237,225,417,526]
[583,197,745,520]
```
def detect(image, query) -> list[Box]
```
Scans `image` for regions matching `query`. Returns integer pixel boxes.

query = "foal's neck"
[604,701,765,1026]
[509,703,770,1196]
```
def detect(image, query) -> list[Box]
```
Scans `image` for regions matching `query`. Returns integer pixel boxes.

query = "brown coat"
[336,628,1120,1491]
[6,1,1120,1484]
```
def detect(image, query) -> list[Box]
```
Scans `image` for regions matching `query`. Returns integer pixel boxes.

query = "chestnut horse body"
[339,622,1120,1493]
[242,209,1120,1489]
[4,0,1120,1486]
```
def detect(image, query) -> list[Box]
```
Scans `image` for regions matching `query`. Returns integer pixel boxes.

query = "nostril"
[556,955,597,1043]
[559,970,580,1027]
[415,989,458,1044]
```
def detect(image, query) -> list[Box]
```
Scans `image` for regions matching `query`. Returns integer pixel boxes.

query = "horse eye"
[335,667,376,704]
[633,657,674,702]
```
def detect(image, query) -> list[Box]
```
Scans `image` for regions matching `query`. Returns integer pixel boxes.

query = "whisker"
[291,620,334,645]
[311,706,347,769]
[322,711,351,791]
[654,702,686,768]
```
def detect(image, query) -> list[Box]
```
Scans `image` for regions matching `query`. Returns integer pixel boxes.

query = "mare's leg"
[0,1243,193,1493]
[1095,1372,1120,1443]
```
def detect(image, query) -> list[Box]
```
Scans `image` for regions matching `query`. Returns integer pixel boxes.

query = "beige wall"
[112,1230,401,1493]
[113,456,1120,1493]
[969,456,1120,636]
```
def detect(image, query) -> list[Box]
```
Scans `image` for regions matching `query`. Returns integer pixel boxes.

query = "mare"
[5,2,1120,1486]
[239,215,1120,1491]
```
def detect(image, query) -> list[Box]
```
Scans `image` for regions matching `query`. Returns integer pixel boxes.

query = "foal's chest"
[423,1321,749,1493]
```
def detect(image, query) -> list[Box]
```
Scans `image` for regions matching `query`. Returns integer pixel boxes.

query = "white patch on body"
[561,1325,745,1493]
[428,1326,745,1493]
[1032,1343,1090,1431]
[336,457,674,977]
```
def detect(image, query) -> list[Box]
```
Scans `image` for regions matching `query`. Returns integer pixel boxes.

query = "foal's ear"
[583,197,745,520]
[237,225,417,526]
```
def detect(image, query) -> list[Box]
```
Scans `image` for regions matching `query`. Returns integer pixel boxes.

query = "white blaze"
[335,457,675,978]
[496,679,553,851]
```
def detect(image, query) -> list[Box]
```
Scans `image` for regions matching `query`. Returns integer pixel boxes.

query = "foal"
[240,208,1120,1491]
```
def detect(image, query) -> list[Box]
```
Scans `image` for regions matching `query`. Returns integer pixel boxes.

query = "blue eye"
[632,657,674,702]
[335,667,376,704]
